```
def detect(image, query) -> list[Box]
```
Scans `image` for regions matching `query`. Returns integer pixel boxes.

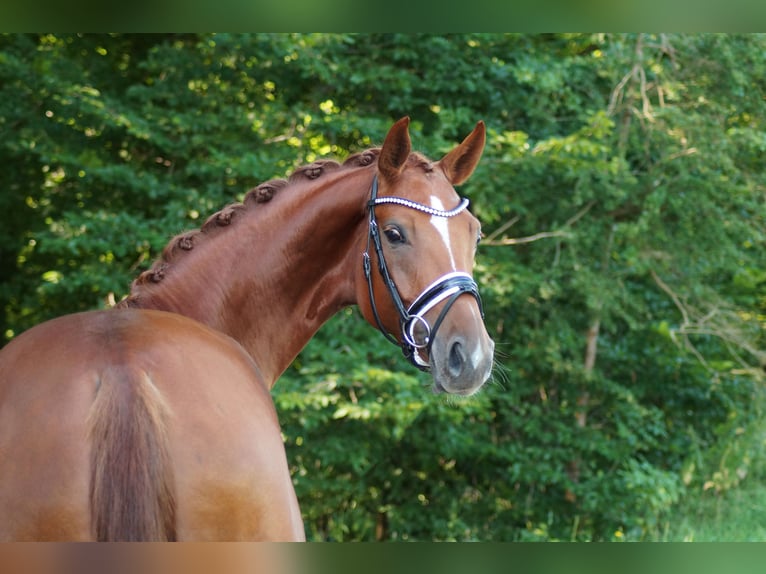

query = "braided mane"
[118,147,438,308]
[118,149,375,306]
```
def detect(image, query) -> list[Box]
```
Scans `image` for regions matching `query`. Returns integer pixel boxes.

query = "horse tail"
[88,366,176,541]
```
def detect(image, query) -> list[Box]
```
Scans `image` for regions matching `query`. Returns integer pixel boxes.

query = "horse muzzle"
[430,329,495,396]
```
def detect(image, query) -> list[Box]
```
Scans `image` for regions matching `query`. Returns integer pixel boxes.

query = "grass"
[656,478,766,541]
[655,393,766,542]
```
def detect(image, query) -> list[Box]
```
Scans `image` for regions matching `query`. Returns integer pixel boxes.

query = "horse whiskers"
[483,343,512,391]
[489,358,512,391]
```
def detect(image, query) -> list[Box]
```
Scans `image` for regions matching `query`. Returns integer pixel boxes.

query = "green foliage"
[1,33,764,540]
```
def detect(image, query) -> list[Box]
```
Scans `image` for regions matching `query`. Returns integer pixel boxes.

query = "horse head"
[358,117,495,396]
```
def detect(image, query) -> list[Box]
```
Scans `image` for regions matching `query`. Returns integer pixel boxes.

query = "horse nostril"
[448,340,466,377]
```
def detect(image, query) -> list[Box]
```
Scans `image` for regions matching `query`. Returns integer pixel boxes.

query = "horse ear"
[438,121,486,185]
[378,117,412,181]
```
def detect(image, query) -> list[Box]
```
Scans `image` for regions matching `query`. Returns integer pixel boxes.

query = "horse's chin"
[432,379,481,397]
[430,358,492,397]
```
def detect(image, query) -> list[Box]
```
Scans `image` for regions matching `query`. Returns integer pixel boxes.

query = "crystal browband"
[369,196,470,218]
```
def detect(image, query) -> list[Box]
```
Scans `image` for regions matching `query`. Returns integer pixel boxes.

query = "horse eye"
[384,227,406,245]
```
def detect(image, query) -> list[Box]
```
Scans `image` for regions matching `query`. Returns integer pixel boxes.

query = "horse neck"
[125,165,374,386]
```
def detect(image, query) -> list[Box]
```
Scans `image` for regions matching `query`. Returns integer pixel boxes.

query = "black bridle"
[362,175,484,371]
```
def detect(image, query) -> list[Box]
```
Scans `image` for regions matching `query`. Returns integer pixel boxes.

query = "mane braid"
[118,148,384,308]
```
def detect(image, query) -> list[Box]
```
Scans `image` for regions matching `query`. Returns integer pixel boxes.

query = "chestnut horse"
[0,117,494,541]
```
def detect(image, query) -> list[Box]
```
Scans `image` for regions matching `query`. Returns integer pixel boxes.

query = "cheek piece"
[362,175,484,371]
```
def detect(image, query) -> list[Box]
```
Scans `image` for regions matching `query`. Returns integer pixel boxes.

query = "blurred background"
[0,33,764,540]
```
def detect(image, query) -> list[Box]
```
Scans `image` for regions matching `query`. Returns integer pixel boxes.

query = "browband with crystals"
[369,196,470,218]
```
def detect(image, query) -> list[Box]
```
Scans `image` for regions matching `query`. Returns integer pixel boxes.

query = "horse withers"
[0,117,494,540]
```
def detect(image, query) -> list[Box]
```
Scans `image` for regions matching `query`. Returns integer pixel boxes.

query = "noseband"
[362,175,484,371]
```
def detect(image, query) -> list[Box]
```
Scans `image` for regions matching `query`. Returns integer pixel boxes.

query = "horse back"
[0,309,304,541]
